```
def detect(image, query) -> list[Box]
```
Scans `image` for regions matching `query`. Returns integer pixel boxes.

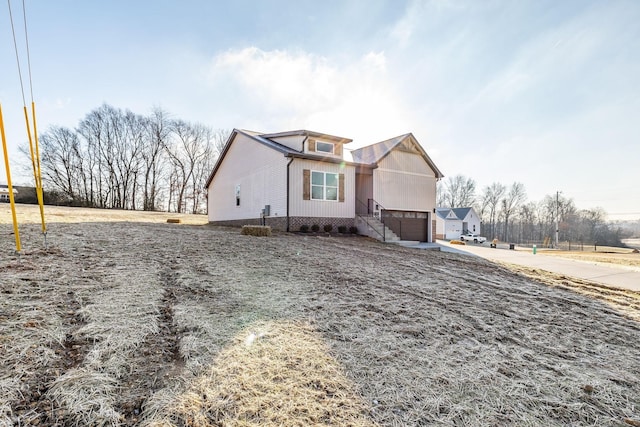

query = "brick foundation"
[209,216,355,232]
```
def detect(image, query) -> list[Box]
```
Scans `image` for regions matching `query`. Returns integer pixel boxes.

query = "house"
[435,207,482,240]
[0,184,18,203]
[206,129,443,242]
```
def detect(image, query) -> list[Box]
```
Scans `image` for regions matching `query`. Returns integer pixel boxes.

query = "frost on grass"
[2,207,640,427]
[44,269,163,424]
[146,320,377,427]
[45,368,121,426]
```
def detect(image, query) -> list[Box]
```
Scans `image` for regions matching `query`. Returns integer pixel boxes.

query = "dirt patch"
[1,205,640,426]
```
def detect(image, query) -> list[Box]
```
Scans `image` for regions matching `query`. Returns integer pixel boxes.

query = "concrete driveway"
[433,240,640,292]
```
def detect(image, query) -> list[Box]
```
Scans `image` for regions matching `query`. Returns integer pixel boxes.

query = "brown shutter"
[308,139,316,152]
[338,173,345,202]
[303,169,310,200]
[335,144,343,157]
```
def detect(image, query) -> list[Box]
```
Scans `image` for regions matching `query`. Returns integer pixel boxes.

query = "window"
[311,171,338,201]
[315,141,334,154]
[235,184,241,206]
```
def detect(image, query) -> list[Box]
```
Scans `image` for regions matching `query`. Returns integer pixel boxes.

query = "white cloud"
[206,47,416,145]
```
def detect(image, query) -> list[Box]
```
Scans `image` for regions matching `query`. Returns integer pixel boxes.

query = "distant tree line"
[25,104,229,213]
[437,175,626,247]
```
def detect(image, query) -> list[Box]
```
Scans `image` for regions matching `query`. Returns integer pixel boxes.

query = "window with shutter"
[308,170,340,201]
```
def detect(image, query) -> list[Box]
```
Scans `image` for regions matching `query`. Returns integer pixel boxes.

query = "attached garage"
[382,210,431,242]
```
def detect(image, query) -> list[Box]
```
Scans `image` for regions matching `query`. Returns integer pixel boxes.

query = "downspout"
[286,157,294,232]
[287,136,308,232]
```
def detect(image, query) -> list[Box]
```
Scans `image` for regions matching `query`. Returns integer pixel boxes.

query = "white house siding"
[208,134,288,222]
[268,135,305,152]
[435,216,445,238]
[461,210,482,234]
[289,159,356,218]
[373,151,437,211]
[355,173,373,214]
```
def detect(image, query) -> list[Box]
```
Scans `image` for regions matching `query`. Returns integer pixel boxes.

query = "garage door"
[382,211,429,241]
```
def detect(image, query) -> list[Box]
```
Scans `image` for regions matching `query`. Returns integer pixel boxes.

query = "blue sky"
[1,0,639,219]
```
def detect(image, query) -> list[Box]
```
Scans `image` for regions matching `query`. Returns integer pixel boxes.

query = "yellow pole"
[31,102,46,234]
[0,104,22,253]
[22,104,46,238]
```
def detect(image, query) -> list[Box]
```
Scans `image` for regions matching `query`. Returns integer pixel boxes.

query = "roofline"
[205,129,366,188]
[284,152,366,167]
[261,130,353,144]
[205,129,442,188]
[355,133,444,179]
[205,128,300,188]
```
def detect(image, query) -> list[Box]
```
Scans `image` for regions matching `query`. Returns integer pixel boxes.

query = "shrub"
[349,226,358,234]
[299,224,310,233]
[337,225,347,234]
[323,224,333,233]
[450,240,466,245]
[241,225,272,237]
[311,224,320,232]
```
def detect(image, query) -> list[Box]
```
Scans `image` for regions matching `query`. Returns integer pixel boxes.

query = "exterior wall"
[268,135,305,152]
[306,138,344,158]
[209,216,354,232]
[435,216,465,240]
[373,150,437,211]
[288,216,354,231]
[0,189,17,202]
[435,216,446,238]
[289,158,356,219]
[355,173,373,214]
[208,133,288,222]
[462,210,482,234]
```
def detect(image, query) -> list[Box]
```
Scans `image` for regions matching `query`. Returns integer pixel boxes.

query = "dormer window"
[316,141,334,154]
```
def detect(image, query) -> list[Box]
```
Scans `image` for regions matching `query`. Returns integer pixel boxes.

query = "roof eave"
[284,152,363,166]
[262,130,353,144]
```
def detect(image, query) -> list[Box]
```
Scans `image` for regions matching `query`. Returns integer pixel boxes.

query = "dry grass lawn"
[1,204,640,426]
[537,249,640,270]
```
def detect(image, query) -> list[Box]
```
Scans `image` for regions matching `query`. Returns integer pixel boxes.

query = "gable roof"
[350,133,444,178]
[436,207,477,221]
[205,129,360,188]
[435,208,461,220]
[451,207,472,220]
[435,208,452,220]
[206,129,444,188]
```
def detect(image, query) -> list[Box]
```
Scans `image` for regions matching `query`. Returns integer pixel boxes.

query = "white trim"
[310,170,339,202]
[315,141,334,154]
[375,168,434,178]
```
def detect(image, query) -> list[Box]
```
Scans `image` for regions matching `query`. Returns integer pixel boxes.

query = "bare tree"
[165,120,214,213]
[38,126,81,201]
[480,183,506,239]
[518,202,538,243]
[78,104,117,208]
[36,102,226,213]
[500,182,526,242]
[142,108,171,211]
[438,175,476,208]
[211,128,230,157]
